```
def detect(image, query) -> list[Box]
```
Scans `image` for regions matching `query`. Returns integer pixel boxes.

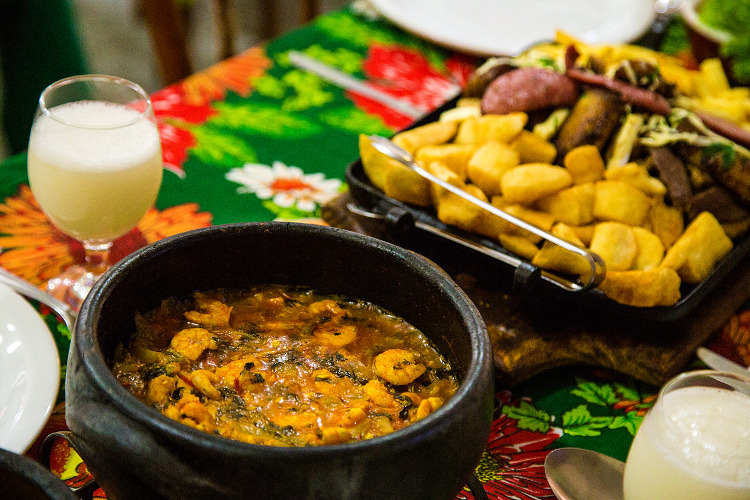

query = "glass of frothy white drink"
[27,75,163,309]
[623,369,750,500]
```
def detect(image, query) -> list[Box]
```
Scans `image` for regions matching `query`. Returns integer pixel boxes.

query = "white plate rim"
[368,0,657,57]
[0,281,60,453]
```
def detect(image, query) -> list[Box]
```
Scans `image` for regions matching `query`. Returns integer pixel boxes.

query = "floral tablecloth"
[1,6,748,499]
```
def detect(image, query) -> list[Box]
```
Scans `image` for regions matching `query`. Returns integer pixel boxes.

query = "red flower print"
[157,121,198,177]
[150,86,216,176]
[351,45,473,129]
[445,53,477,88]
[151,86,217,124]
[456,390,561,500]
[147,48,271,176]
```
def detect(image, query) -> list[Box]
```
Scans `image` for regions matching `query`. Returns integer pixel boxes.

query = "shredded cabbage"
[639,108,750,159]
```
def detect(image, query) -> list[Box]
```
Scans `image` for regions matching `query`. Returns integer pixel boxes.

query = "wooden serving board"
[323,193,750,387]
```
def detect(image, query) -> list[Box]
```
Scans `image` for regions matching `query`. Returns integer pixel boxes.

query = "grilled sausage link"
[480,67,579,115]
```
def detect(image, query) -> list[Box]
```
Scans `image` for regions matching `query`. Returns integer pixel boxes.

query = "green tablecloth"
[1,6,748,499]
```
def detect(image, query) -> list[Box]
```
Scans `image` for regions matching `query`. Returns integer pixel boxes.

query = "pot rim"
[74,222,493,458]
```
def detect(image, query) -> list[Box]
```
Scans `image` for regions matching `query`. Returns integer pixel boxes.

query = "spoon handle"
[289,51,431,120]
[697,347,750,379]
[0,267,77,332]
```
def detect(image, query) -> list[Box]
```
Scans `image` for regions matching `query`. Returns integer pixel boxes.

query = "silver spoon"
[696,347,750,380]
[0,267,76,332]
[545,448,625,500]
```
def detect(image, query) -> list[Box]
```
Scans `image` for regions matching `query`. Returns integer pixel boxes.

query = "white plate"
[369,0,656,56]
[0,282,60,453]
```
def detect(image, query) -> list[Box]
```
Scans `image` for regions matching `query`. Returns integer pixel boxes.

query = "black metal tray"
[344,98,750,324]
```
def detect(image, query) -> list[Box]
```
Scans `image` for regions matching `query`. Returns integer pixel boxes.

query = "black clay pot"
[66,222,494,500]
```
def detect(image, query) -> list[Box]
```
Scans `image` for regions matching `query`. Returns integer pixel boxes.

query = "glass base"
[46,265,106,311]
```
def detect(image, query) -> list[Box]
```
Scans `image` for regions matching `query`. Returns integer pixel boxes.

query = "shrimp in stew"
[111,285,458,447]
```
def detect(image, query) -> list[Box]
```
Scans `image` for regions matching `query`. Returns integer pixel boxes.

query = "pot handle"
[38,430,98,496]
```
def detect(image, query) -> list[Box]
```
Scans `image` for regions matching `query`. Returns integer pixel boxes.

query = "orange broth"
[111,285,458,447]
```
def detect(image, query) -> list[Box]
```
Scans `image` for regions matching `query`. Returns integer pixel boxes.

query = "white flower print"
[226,161,342,212]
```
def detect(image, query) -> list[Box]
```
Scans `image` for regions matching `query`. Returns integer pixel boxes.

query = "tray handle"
[348,203,597,293]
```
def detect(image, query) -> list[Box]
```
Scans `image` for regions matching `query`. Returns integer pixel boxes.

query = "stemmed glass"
[27,75,163,310]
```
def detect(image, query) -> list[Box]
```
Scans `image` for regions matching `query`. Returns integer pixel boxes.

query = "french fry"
[719,87,750,100]
[466,141,520,196]
[454,113,527,145]
[495,203,556,244]
[498,233,540,260]
[457,97,481,107]
[481,113,528,144]
[604,163,667,197]
[536,182,595,226]
[393,121,458,154]
[501,163,573,204]
[473,211,506,240]
[697,58,730,97]
[648,202,685,248]
[383,163,431,207]
[415,143,477,181]
[567,224,595,246]
[439,103,481,123]
[510,130,557,164]
[435,184,488,233]
[589,222,637,271]
[453,117,481,145]
[359,134,440,207]
[632,227,665,271]
[473,196,513,239]
[359,134,395,192]
[660,63,695,96]
[593,180,653,226]
[693,96,748,123]
[563,144,606,184]
[599,267,681,307]
[425,161,464,203]
[531,223,591,277]
[661,211,733,284]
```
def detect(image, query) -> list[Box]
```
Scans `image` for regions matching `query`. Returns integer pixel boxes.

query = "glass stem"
[82,240,113,277]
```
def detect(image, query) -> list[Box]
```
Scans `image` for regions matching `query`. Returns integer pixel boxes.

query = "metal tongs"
[363,135,607,292]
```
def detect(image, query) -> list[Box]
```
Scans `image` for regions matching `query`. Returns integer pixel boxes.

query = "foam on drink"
[28,100,163,242]
[30,100,160,172]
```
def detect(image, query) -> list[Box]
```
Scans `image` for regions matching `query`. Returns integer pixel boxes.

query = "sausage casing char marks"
[111,286,458,447]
